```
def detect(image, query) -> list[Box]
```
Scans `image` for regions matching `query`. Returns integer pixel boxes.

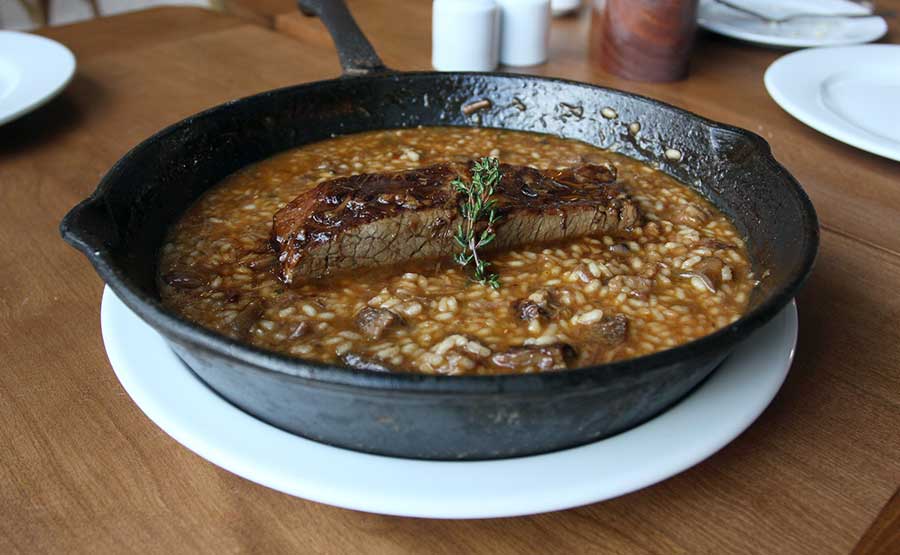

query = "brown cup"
[593,0,699,82]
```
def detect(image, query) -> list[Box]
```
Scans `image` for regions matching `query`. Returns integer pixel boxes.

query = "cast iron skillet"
[60,0,818,460]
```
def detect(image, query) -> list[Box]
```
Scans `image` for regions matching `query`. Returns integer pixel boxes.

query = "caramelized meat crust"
[273,162,640,283]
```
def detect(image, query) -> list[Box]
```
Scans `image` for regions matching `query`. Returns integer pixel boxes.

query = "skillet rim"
[60,70,820,394]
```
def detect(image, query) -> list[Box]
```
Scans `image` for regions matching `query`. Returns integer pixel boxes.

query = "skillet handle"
[297,0,391,76]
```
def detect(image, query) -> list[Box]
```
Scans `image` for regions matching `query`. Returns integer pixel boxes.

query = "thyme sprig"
[452,157,502,289]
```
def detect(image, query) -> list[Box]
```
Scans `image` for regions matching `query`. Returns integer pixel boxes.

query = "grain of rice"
[573,309,604,325]
[398,302,423,317]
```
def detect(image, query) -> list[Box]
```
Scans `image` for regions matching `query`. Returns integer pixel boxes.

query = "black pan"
[60,0,818,460]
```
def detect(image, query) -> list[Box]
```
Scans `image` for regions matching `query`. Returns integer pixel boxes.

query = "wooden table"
[2,3,898,553]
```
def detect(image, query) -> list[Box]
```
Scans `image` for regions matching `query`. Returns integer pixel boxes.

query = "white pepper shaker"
[497,0,551,67]
[432,0,501,72]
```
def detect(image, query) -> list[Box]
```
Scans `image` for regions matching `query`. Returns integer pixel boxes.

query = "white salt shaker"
[432,0,500,72]
[497,0,551,67]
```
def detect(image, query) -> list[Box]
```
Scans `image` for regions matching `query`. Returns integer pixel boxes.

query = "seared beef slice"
[273,162,640,283]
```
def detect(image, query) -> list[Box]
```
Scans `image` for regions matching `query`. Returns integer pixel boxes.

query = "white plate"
[765,45,900,162]
[101,287,797,519]
[0,31,76,126]
[698,0,888,48]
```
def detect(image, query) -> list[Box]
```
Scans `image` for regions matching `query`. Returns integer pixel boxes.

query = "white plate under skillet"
[101,287,797,519]
[765,45,900,162]
[0,31,76,126]
[698,0,888,48]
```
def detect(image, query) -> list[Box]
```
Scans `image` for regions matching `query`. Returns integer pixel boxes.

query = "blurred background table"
[1,2,898,553]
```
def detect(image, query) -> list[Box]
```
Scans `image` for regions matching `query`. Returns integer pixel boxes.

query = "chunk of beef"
[575,314,629,366]
[515,300,544,321]
[226,300,263,340]
[355,307,405,340]
[513,288,558,321]
[491,343,576,372]
[593,314,629,346]
[273,161,640,282]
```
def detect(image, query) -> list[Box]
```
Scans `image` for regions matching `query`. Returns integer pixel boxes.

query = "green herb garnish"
[452,157,502,289]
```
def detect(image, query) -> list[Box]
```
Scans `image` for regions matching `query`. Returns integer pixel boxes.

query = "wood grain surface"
[853,488,900,554]
[1,2,898,553]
